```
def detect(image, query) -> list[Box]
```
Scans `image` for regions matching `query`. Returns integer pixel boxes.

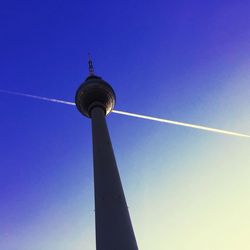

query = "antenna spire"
[88,53,95,76]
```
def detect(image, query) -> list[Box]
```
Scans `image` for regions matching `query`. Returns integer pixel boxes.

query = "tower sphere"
[75,75,116,118]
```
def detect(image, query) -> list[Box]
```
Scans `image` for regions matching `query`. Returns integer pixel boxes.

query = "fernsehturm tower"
[75,57,138,250]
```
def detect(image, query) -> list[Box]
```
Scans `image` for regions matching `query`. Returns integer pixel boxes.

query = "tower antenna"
[88,52,95,76]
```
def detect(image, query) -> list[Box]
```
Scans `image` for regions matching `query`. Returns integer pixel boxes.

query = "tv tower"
[75,56,138,250]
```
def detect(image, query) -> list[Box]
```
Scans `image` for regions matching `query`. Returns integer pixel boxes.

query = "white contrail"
[0,89,249,138]
[0,89,75,106]
[111,110,250,138]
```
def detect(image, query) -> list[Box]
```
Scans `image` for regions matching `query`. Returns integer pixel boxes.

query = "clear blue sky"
[0,1,250,249]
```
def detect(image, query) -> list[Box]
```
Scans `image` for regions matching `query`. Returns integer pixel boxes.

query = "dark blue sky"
[1,1,250,249]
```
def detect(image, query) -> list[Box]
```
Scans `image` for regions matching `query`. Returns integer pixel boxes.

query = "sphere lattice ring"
[75,75,116,117]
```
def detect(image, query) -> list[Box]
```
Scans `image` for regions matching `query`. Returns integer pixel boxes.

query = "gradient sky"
[1,1,250,250]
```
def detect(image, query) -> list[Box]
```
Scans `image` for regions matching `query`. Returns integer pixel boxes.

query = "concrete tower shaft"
[91,106,138,250]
